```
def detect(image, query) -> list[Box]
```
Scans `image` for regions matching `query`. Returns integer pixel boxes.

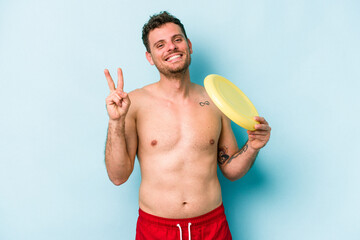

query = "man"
[104,11,271,240]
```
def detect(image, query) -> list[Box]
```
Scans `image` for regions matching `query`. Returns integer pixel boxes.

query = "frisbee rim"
[204,74,259,130]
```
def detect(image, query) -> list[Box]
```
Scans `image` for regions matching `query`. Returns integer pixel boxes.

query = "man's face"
[146,23,193,77]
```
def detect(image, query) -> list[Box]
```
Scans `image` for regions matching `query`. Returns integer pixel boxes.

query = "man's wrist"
[108,118,126,132]
[247,142,261,154]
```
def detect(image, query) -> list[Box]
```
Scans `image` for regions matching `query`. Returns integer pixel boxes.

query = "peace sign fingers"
[104,67,131,121]
[104,69,116,91]
[105,68,125,93]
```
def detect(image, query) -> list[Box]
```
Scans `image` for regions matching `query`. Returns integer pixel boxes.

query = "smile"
[165,54,183,62]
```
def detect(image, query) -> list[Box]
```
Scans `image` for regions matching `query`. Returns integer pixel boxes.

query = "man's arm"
[218,115,271,181]
[104,68,137,186]
[105,114,137,186]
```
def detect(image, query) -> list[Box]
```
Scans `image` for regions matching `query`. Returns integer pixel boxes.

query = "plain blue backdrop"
[1,0,359,239]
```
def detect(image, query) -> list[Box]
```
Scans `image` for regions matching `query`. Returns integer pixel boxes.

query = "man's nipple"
[151,140,157,146]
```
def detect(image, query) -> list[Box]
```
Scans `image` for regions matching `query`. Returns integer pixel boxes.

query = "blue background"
[1,0,359,239]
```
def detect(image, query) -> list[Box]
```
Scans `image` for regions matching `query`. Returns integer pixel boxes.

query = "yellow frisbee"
[204,74,259,131]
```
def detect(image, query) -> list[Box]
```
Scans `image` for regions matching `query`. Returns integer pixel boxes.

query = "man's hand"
[247,116,271,150]
[104,68,131,121]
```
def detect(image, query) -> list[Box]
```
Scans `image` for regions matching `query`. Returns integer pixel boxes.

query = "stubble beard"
[156,54,192,79]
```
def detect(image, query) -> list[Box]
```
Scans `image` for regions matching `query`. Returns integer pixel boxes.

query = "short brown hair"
[142,11,188,52]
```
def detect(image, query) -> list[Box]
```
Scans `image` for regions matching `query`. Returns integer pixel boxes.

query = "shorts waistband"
[138,203,226,228]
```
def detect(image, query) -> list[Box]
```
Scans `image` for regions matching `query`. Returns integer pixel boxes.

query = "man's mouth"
[165,54,183,62]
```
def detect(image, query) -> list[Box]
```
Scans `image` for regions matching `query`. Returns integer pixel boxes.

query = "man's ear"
[146,51,154,65]
[187,39,193,54]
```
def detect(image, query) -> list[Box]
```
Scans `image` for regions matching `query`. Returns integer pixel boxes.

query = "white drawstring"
[188,222,192,240]
[177,223,192,240]
[176,224,183,240]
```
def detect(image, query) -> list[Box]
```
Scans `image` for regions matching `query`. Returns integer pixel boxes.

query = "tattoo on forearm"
[199,101,210,106]
[227,143,248,165]
[217,143,249,165]
[218,146,229,164]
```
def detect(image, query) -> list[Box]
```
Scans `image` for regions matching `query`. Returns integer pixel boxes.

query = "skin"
[104,23,271,219]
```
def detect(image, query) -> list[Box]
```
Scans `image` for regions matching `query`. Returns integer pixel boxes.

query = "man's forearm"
[228,142,259,168]
[219,141,259,181]
[105,120,133,185]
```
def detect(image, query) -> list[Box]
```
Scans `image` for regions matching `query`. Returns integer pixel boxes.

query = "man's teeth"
[167,55,181,61]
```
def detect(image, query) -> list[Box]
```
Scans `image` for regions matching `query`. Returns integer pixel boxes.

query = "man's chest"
[136,101,222,152]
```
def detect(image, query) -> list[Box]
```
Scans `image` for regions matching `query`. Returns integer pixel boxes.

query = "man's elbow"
[111,177,128,186]
[112,181,124,186]
[224,170,247,182]
[226,175,241,182]
[106,164,134,186]
[109,174,130,186]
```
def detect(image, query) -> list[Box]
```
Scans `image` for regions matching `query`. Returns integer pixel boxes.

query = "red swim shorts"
[136,203,232,240]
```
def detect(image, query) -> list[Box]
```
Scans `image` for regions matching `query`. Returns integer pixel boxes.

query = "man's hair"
[142,11,188,53]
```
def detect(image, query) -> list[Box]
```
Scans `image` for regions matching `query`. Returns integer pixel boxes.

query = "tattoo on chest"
[199,101,210,107]
[217,143,249,165]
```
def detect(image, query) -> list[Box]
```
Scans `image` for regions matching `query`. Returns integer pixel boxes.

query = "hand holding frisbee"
[204,74,259,131]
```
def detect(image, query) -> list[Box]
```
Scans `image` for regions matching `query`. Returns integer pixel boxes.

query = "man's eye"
[175,38,182,42]
[157,44,164,48]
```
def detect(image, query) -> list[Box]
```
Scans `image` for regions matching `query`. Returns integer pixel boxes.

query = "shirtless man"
[104,12,271,240]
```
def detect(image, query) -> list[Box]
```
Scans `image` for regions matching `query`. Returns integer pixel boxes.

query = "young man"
[104,11,271,240]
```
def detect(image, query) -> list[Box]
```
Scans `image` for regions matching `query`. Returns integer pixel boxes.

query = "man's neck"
[157,70,192,101]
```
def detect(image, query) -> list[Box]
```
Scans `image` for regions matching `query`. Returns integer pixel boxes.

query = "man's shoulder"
[127,83,156,114]
[190,82,225,117]
[190,82,213,102]
[129,83,155,99]
[191,82,206,94]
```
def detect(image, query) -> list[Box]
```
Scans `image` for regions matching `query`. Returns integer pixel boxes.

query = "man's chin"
[155,59,191,77]
[162,70,187,79]
[169,67,187,74]
[169,60,191,73]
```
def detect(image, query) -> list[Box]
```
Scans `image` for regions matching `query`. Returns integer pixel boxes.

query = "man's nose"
[167,41,177,52]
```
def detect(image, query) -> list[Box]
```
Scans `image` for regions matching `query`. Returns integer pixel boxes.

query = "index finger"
[104,69,116,91]
[117,68,124,91]
[254,116,268,125]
